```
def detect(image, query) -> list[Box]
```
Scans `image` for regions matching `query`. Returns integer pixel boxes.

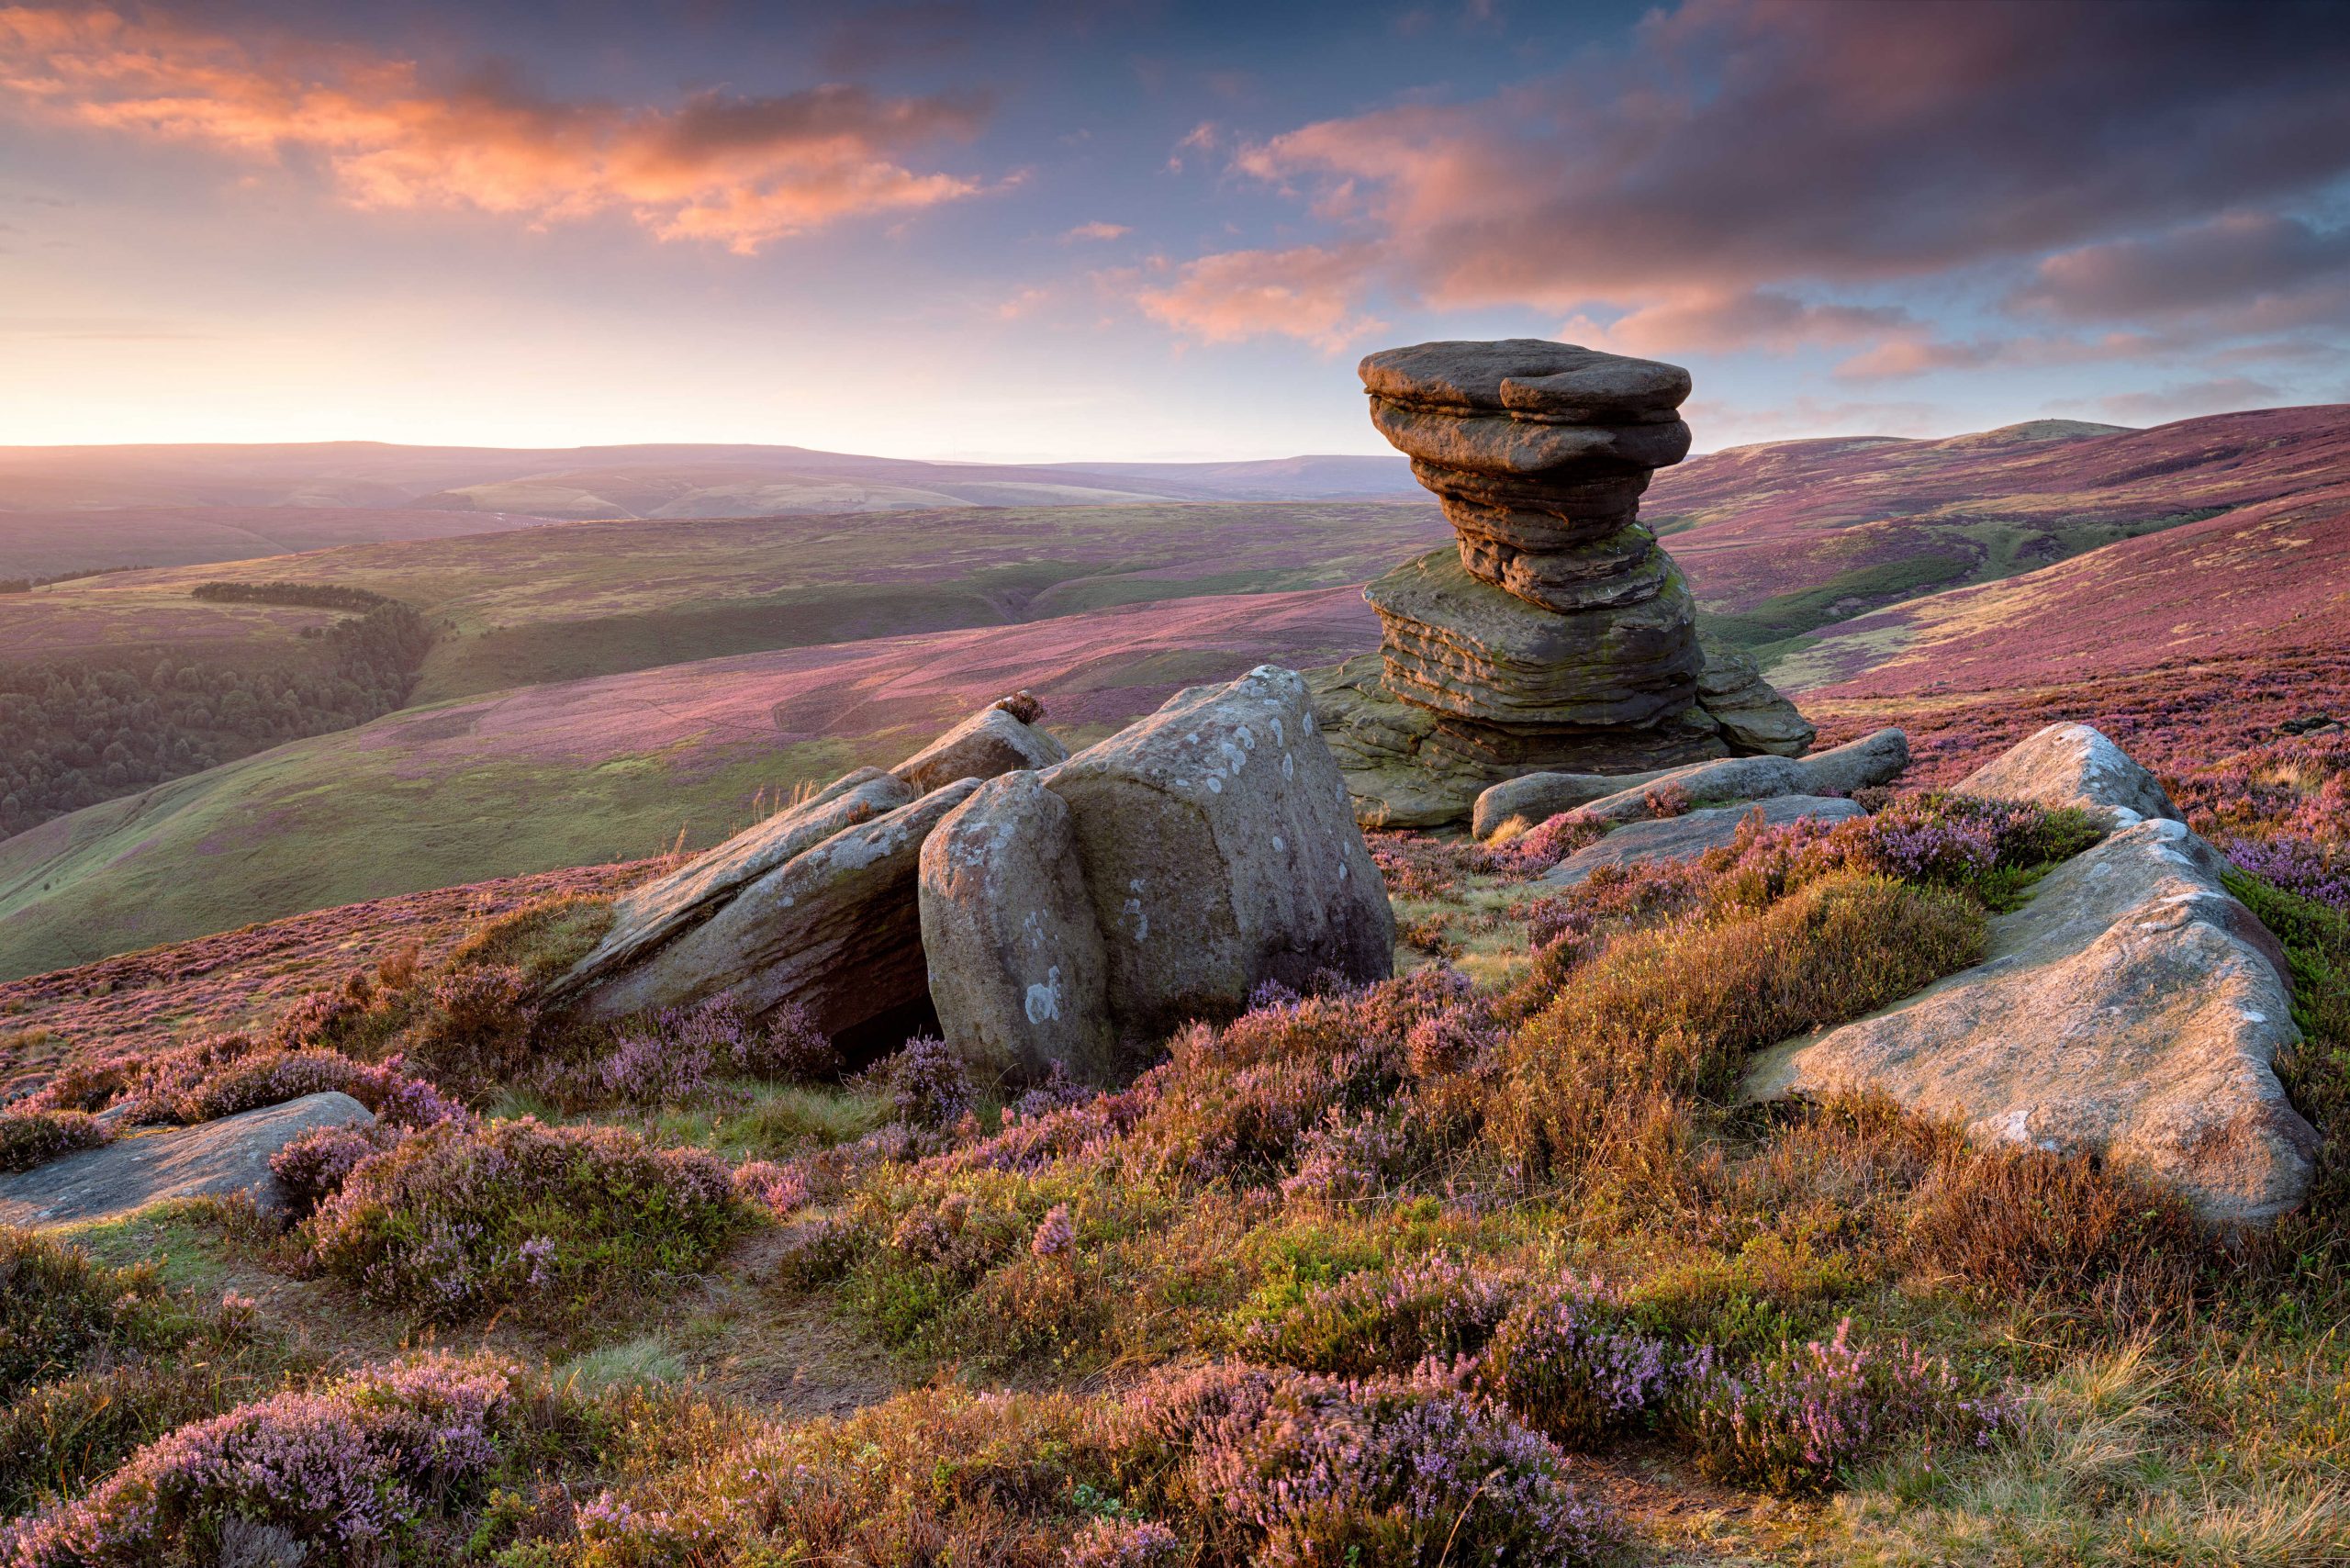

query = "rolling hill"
[0,441,1420,576]
[0,587,1382,980]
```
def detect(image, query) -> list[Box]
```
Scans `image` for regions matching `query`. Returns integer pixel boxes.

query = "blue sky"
[3,0,2347,458]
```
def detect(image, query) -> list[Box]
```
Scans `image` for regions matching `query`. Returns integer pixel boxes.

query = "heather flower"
[270,1121,402,1214]
[1676,1318,2020,1495]
[733,1158,811,1216]
[883,1036,976,1130]
[1062,1517,1181,1566]
[1117,1362,1617,1565]
[1013,1060,1097,1119]
[1475,1275,1673,1447]
[1643,780,1693,818]
[1280,1107,1406,1204]
[1031,1203,1076,1258]
[2227,833,2350,910]
[1241,1253,1513,1375]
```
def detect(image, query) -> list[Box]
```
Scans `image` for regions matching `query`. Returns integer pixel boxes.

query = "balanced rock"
[0,1092,373,1228]
[558,779,981,1034]
[1323,339,1812,827]
[1040,665,1395,1043]
[919,771,1116,1081]
[1539,796,1867,886]
[1747,815,2316,1226]
[1954,722,2181,827]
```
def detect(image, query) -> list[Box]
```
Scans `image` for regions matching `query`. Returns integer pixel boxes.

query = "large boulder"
[919,771,1116,1081]
[570,767,916,983]
[1955,722,2181,827]
[1746,817,2318,1226]
[0,1092,373,1228]
[893,697,1068,794]
[1539,796,1866,886]
[559,780,983,1033]
[1480,726,1909,838]
[1695,635,1816,756]
[1043,665,1395,1040]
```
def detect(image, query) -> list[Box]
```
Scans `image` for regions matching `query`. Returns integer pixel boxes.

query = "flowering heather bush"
[1237,1253,1513,1376]
[1675,1318,2019,1495]
[1278,1107,1408,1204]
[304,1116,741,1322]
[1476,1276,1674,1449]
[268,1120,403,1215]
[879,1035,977,1129]
[2226,833,2350,911]
[1063,1517,1183,1566]
[580,999,837,1108]
[45,1031,468,1130]
[1643,779,1693,818]
[730,1158,811,1218]
[1013,1060,1097,1119]
[1,1354,559,1565]
[1483,810,1606,876]
[1031,1202,1076,1258]
[0,1109,110,1173]
[395,963,540,1092]
[1117,1361,1617,1566]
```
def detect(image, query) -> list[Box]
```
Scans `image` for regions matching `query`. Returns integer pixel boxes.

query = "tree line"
[0,600,432,835]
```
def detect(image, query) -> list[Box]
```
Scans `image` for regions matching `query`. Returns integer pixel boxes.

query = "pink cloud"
[2019,211,2350,330]
[1134,243,1383,352]
[0,6,996,253]
[1170,0,2350,365]
[1060,219,1130,242]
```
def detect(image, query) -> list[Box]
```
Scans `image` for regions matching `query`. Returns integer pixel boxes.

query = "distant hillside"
[0,440,1421,575]
[1652,406,2349,657]
[0,587,1382,979]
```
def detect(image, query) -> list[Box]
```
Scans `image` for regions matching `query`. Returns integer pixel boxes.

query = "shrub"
[0,1361,256,1518]
[70,1033,465,1129]
[268,1121,403,1215]
[1237,1252,1512,1376]
[399,964,540,1093]
[1494,873,1986,1186]
[585,999,837,1107]
[1476,1276,1675,1448]
[880,1036,977,1129]
[1116,1362,1617,1566]
[1674,1318,2019,1495]
[0,1110,111,1173]
[446,893,615,982]
[0,1228,219,1402]
[1,1355,565,1565]
[304,1117,742,1322]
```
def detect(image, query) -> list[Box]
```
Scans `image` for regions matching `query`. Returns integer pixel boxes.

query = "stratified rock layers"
[1321,338,1813,826]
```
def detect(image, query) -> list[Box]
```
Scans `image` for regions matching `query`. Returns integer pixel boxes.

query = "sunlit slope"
[0,586,1381,978]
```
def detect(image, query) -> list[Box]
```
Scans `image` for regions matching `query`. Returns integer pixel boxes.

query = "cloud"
[1060,219,1129,241]
[2079,375,2286,425]
[1172,0,2350,360]
[2017,211,2350,331]
[0,6,998,252]
[1133,242,1383,352]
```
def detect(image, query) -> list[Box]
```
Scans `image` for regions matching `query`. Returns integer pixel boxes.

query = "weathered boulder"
[1488,726,1909,835]
[1746,817,2318,1226]
[573,767,916,982]
[1955,722,2180,827]
[1474,765,1676,841]
[0,1092,373,1228]
[893,699,1068,795]
[919,771,1116,1081]
[1045,665,1394,1039]
[559,779,982,1033]
[1540,796,1867,886]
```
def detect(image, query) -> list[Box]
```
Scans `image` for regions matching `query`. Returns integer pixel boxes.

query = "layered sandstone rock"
[1320,338,1812,827]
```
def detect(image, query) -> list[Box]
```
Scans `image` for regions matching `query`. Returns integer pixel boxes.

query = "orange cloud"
[1133,243,1382,353]
[0,6,996,252]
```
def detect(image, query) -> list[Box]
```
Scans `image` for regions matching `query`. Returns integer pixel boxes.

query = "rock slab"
[1540,796,1867,886]
[1481,726,1910,838]
[0,1092,374,1228]
[892,701,1068,795]
[1746,816,2317,1226]
[1955,721,2181,827]
[919,771,1116,1081]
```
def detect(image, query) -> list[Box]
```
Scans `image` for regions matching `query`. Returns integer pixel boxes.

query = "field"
[0,587,1382,980]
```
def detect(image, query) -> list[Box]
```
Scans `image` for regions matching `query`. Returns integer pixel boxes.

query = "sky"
[3,0,2348,461]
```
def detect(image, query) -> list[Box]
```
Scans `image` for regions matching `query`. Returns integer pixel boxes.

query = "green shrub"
[0,1227,221,1400]
[0,1109,111,1173]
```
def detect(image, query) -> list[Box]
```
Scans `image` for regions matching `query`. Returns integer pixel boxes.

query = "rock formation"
[922,665,1395,1077]
[1539,796,1866,887]
[1745,724,2316,1226]
[1314,338,1813,827]
[1476,725,1910,840]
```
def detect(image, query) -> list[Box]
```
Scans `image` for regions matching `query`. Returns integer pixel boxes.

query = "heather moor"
[4,3,2350,1564]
